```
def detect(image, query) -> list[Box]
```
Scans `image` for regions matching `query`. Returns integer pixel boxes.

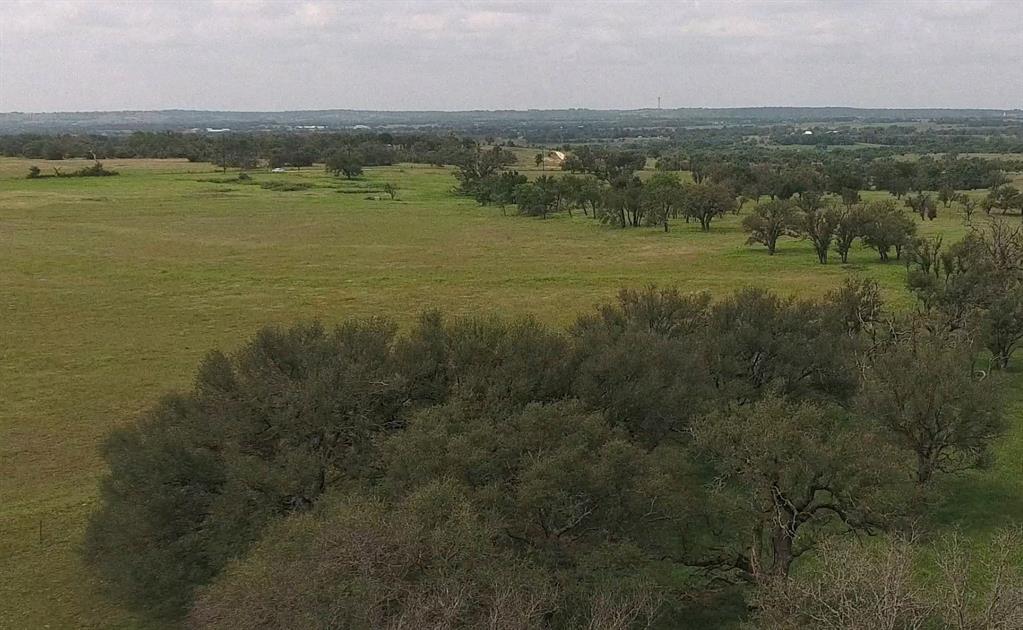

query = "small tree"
[742,200,801,255]
[938,185,956,208]
[800,204,842,264]
[857,328,1006,484]
[889,177,910,199]
[959,194,978,225]
[600,177,645,227]
[514,182,556,219]
[643,172,684,232]
[905,192,937,221]
[860,200,917,262]
[681,181,736,231]
[326,153,363,179]
[26,165,41,179]
[535,152,544,171]
[905,220,1023,367]
[833,205,865,263]
[840,187,860,207]
[382,182,398,200]
[982,288,1023,370]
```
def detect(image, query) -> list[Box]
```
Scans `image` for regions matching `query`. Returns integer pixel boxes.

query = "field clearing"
[0,157,1020,628]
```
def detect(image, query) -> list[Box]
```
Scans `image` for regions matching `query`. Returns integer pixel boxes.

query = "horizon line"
[3,105,1021,116]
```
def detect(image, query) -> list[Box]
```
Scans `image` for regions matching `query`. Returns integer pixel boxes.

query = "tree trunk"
[770,525,795,576]
[916,450,935,484]
[814,243,827,264]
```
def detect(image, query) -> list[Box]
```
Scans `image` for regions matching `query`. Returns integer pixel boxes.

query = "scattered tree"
[681,181,736,231]
[742,199,801,255]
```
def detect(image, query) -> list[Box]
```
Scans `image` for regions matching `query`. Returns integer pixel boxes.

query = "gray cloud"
[1,0,1020,112]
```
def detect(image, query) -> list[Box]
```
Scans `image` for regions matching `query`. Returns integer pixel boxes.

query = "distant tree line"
[85,261,1018,626]
[768,121,1023,153]
[656,150,1019,197]
[0,131,482,170]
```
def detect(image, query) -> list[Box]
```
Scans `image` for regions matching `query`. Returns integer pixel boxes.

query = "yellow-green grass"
[0,158,1019,628]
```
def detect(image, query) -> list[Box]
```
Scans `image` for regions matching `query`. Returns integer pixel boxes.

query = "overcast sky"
[2,0,1021,112]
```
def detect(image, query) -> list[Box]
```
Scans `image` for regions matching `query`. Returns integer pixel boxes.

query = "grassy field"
[1,157,1019,628]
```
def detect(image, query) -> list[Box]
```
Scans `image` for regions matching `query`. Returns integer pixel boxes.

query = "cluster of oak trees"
[458,146,1023,243]
[742,196,918,262]
[740,197,1023,373]
[458,148,737,232]
[86,231,1019,627]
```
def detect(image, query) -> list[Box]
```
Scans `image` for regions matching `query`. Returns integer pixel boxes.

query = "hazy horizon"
[4,105,1022,115]
[2,0,1022,113]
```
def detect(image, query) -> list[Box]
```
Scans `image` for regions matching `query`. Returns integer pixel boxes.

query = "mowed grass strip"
[0,157,1017,628]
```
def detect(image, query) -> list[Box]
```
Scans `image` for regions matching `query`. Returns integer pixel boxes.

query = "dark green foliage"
[576,285,712,340]
[453,145,516,197]
[825,277,884,335]
[73,161,119,176]
[268,147,315,169]
[983,289,1023,370]
[259,180,313,191]
[384,401,688,548]
[381,401,690,625]
[325,152,363,178]
[84,284,1015,626]
[84,320,410,618]
[571,287,712,443]
[483,170,527,208]
[694,396,907,577]
[514,178,558,218]
[24,161,119,178]
[857,327,1006,483]
[905,220,1023,367]
[562,145,645,182]
[397,311,574,412]
[705,288,859,405]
